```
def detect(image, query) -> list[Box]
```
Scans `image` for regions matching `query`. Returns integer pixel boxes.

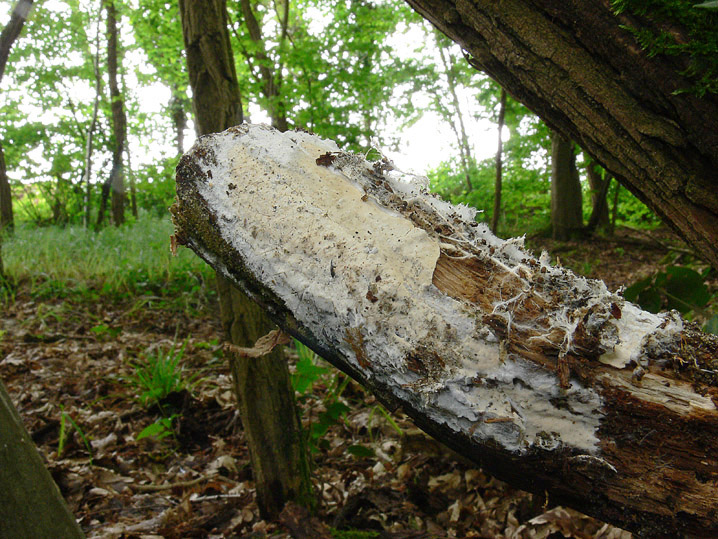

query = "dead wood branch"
[171,124,718,537]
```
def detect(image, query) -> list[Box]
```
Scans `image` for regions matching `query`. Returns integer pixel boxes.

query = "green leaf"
[636,287,663,313]
[664,266,710,312]
[137,417,175,440]
[694,1,718,9]
[293,357,329,394]
[347,444,375,458]
[624,276,653,303]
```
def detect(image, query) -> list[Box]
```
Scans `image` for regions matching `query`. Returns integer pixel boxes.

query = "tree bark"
[172,124,718,537]
[0,0,34,81]
[105,0,126,226]
[177,0,313,519]
[550,131,583,241]
[169,87,187,155]
[0,142,12,234]
[491,88,506,234]
[83,9,102,229]
[0,378,85,538]
[405,0,718,269]
[586,159,612,235]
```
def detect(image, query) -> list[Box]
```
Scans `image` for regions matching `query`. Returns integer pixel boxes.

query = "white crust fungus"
[184,124,687,455]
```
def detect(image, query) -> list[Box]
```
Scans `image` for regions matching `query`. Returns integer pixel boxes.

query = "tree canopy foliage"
[1,0,672,238]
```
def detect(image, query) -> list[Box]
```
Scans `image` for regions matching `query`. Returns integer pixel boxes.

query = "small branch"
[131,473,220,493]
[224,329,291,358]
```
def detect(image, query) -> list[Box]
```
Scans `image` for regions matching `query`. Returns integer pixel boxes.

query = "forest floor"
[0,225,711,538]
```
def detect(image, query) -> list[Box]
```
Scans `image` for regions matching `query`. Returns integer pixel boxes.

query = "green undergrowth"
[1,212,215,309]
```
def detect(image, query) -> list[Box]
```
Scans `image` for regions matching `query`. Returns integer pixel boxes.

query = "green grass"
[2,212,215,306]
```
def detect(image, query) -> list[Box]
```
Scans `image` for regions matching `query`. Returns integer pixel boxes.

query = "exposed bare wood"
[172,124,718,537]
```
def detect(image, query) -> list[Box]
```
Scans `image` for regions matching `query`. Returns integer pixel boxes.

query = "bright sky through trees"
[0,0,506,183]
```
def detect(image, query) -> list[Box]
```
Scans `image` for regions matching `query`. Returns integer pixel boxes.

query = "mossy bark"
[0,378,85,539]
[177,0,313,519]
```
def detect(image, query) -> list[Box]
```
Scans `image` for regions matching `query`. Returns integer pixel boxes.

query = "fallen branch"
[131,473,220,492]
[171,124,718,537]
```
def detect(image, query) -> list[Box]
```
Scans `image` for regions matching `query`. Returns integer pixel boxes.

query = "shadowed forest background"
[1,0,717,537]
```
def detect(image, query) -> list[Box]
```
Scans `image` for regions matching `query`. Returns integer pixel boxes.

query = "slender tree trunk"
[0,0,34,80]
[0,142,12,234]
[1,378,85,538]
[437,37,473,192]
[586,159,611,235]
[105,0,126,226]
[177,0,313,519]
[550,130,583,241]
[95,177,111,228]
[0,143,8,282]
[239,0,289,132]
[491,88,506,233]
[405,0,718,268]
[169,88,187,155]
[83,8,102,229]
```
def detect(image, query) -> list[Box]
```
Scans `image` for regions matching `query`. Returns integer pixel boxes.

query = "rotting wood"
[172,124,718,537]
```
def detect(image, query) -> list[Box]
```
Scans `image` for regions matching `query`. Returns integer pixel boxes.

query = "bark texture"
[177,0,312,519]
[0,378,85,539]
[172,125,718,537]
[106,0,126,227]
[550,131,583,241]
[586,160,612,235]
[405,0,718,268]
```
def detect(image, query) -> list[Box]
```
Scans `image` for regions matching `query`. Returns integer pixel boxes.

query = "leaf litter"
[0,252,661,538]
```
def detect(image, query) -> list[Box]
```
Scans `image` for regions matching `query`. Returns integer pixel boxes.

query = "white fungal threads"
[188,124,685,455]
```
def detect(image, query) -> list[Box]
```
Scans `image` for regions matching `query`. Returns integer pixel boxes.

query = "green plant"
[90,323,121,340]
[624,263,717,334]
[331,529,380,539]
[127,338,196,407]
[136,415,178,441]
[625,265,711,314]
[292,339,330,394]
[58,406,93,463]
[291,339,356,453]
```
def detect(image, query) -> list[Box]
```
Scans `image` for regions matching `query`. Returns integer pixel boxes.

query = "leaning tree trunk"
[405,0,718,269]
[550,131,583,241]
[177,0,313,519]
[0,378,85,538]
[172,124,718,537]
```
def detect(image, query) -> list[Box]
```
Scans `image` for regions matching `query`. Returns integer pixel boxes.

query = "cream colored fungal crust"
[188,124,684,455]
